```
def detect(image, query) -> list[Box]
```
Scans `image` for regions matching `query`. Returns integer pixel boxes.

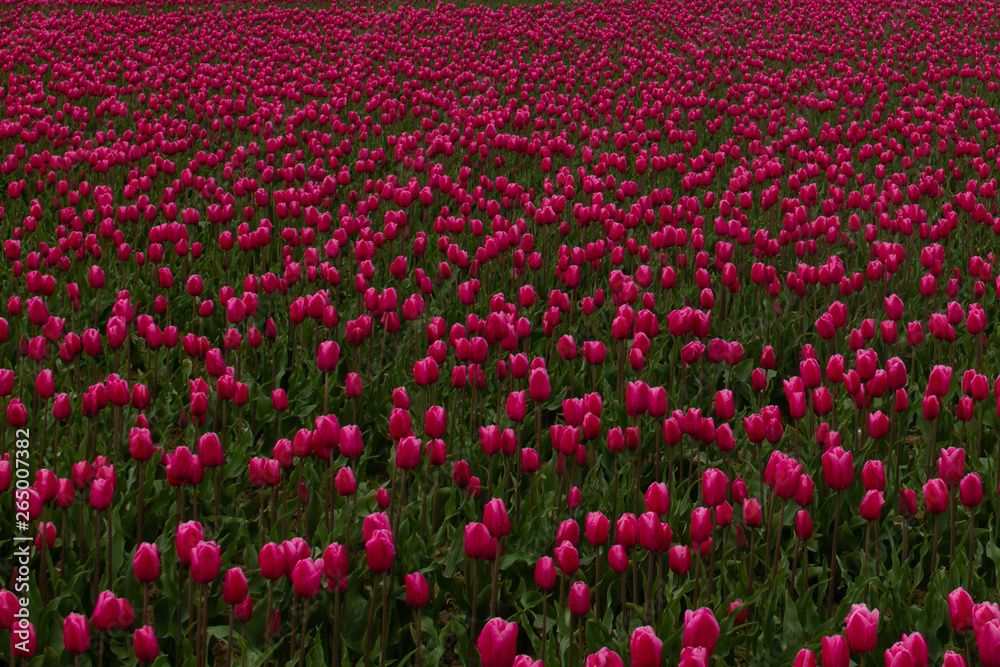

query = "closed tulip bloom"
[134,625,159,661]
[191,541,221,584]
[794,649,817,667]
[405,572,429,607]
[728,599,748,625]
[794,474,815,507]
[678,647,709,667]
[505,391,527,421]
[898,488,917,518]
[949,587,974,633]
[586,648,624,667]
[630,626,662,667]
[859,490,885,521]
[174,521,204,565]
[92,590,120,631]
[89,477,114,511]
[484,499,511,537]
[326,464,354,494]
[395,436,421,470]
[743,498,762,527]
[822,447,854,491]
[924,478,949,514]
[821,635,850,667]
[223,568,249,605]
[928,365,952,396]
[568,581,590,616]
[922,394,940,419]
[942,651,966,667]
[259,542,286,580]
[464,523,490,560]
[291,558,322,597]
[644,482,670,515]
[340,425,363,458]
[977,620,1000,667]
[775,458,803,499]
[535,556,556,590]
[133,543,160,582]
[868,411,889,439]
[702,468,728,506]
[317,341,340,371]
[365,529,395,573]
[513,656,542,667]
[477,617,518,667]
[271,388,288,412]
[959,473,983,507]
[521,448,539,474]
[625,381,649,416]
[638,512,665,551]
[608,545,629,573]
[861,461,886,491]
[714,390,735,420]
[795,510,813,541]
[425,406,446,438]
[528,368,550,402]
[554,540,580,575]
[110,594,135,635]
[883,643,913,667]
[683,607,719,655]
[689,507,712,543]
[669,545,692,574]
[974,602,1000,636]
[234,597,254,623]
[585,512,610,546]
[845,604,878,653]
[615,513,639,548]
[900,632,927,667]
[198,432,224,468]
[938,447,965,486]
[63,613,90,653]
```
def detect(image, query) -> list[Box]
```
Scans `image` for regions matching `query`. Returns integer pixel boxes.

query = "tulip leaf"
[782,590,803,650]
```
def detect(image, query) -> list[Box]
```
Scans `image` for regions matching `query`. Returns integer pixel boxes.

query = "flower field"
[4,0,1000,664]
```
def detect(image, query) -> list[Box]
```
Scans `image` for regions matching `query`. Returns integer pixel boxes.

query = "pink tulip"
[682,607,719,655]
[844,603,878,653]
[477,617,517,667]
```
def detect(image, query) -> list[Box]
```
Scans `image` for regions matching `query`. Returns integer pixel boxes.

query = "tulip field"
[8,0,1000,664]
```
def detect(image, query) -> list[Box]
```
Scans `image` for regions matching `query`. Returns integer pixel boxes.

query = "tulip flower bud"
[682,607,720,655]
[568,581,590,616]
[554,540,580,575]
[405,572,429,607]
[134,625,159,661]
[365,529,395,573]
[190,541,222,584]
[669,545,692,574]
[948,587,974,633]
[608,544,629,573]
[133,543,160,582]
[585,512,610,546]
[291,558,322,597]
[477,617,518,667]
[586,648,624,667]
[223,568,249,605]
[959,473,983,507]
[821,635,849,667]
[844,604,878,653]
[923,478,949,514]
[484,498,511,537]
[794,649,817,667]
[63,613,91,653]
[859,490,884,521]
[91,590,120,631]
